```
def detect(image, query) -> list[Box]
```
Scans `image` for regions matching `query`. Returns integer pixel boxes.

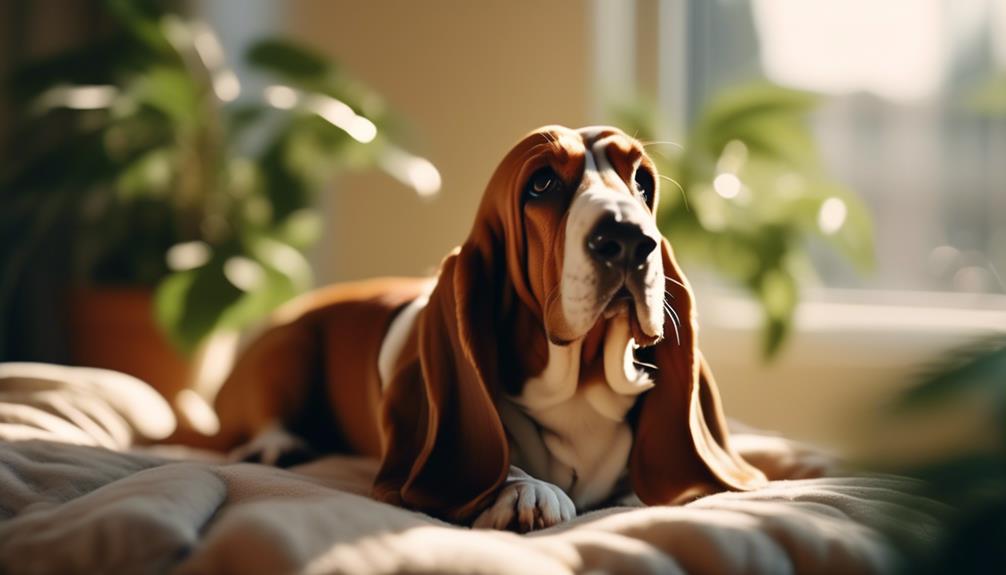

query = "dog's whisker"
[661,300,681,341]
[657,175,690,212]
[662,299,682,345]
[633,360,659,371]
[669,312,681,346]
[641,140,685,151]
[664,276,686,289]
[662,299,682,348]
[657,174,682,187]
[665,302,681,328]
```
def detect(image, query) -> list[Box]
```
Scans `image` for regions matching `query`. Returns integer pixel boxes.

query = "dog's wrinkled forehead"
[576,125,643,158]
[551,126,645,185]
[496,125,652,195]
[576,126,652,198]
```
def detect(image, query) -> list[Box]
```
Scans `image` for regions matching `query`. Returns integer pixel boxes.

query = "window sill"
[694,287,1006,452]
[697,288,1006,368]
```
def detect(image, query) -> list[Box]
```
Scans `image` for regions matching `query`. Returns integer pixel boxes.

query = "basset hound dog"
[211,125,768,531]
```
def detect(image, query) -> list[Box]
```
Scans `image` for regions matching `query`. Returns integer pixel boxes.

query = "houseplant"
[1,1,437,420]
[878,335,1006,573]
[616,84,875,358]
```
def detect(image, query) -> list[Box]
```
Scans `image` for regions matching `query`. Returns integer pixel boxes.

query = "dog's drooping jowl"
[212,125,767,531]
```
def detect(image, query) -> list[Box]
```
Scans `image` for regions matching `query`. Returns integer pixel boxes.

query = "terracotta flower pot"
[65,287,242,449]
[66,286,192,401]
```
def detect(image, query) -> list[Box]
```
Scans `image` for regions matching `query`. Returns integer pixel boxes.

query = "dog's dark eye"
[634,168,655,206]
[525,167,559,199]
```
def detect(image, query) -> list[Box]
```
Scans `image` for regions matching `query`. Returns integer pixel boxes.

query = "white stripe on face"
[559,133,664,342]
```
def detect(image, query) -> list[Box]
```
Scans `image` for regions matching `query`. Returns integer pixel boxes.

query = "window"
[603,0,1006,297]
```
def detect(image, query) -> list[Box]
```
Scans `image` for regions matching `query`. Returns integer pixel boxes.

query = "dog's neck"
[506,311,653,414]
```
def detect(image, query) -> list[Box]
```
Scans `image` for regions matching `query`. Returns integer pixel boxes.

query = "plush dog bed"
[0,363,942,574]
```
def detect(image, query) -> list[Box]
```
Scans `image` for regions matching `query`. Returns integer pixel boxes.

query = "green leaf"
[116,147,174,199]
[154,256,243,353]
[757,266,799,358]
[246,38,331,81]
[127,66,198,126]
[247,38,390,126]
[215,263,301,333]
[697,83,819,138]
[246,235,313,291]
[258,129,313,223]
[103,0,174,54]
[6,36,142,103]
[897,337,1006,409]
[274,209,323,250]
[153,234,313,353]
[226,103,269,137]
[718,115,819,168]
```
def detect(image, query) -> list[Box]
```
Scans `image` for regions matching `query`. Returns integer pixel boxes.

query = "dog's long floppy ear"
[373,238,510,523]
[630,238,767,504]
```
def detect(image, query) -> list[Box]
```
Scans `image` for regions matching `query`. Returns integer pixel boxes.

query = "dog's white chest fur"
[500,383,633,509]
[500,313,652,509]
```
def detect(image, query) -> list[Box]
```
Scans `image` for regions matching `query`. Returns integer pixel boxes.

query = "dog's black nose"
[586,216,657,269]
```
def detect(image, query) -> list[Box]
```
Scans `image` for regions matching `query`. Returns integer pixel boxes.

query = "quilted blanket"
[0,363,943,574]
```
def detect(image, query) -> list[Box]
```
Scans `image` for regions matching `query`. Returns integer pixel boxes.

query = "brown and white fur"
[210,125,766,531]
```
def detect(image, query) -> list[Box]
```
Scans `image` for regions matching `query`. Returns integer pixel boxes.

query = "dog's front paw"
[229,424,315,467]
[473,470,576,532]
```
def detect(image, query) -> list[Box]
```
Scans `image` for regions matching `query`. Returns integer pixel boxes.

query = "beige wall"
[288,1,591,283]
